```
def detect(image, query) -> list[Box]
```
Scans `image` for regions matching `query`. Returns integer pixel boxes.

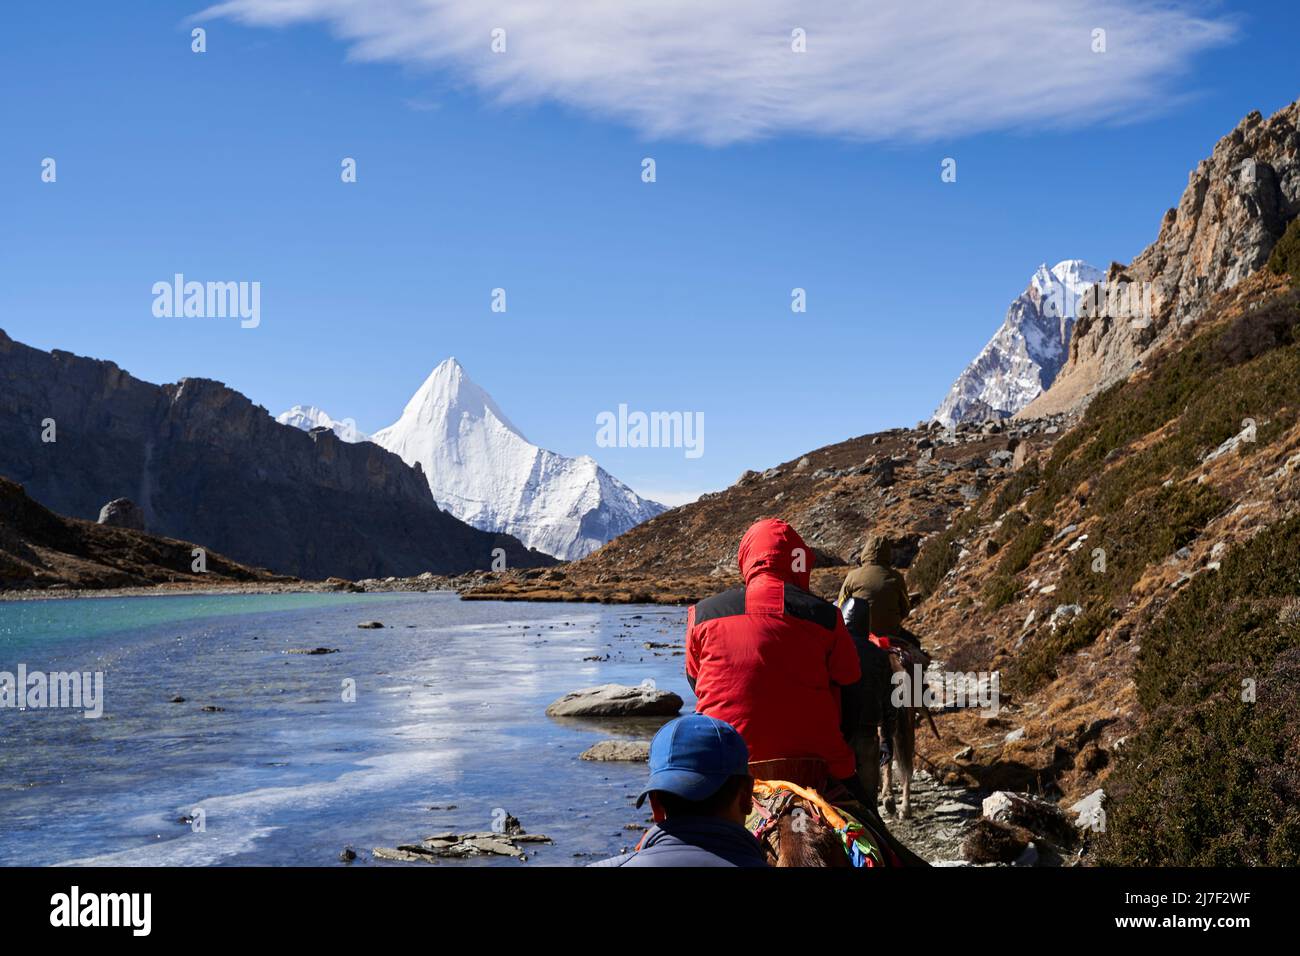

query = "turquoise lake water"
[0,591,693,866]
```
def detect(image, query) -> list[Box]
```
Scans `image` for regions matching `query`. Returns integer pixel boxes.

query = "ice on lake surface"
[0,591,692,866]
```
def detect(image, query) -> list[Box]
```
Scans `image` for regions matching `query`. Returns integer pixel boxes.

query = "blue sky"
[1,1,1297,505]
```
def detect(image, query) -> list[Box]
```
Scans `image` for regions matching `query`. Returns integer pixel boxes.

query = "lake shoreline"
[0,576,465,603]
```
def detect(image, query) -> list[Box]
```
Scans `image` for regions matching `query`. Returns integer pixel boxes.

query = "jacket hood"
[738,518,813,589]
[860,534,892,566]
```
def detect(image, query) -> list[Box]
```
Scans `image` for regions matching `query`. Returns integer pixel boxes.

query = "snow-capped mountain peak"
[397,357,527,444]
[371,360,665,560]
[934,259,1103,426]
[275,404,368,443]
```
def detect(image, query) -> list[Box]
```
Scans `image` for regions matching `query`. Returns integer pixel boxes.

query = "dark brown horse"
[746,759,928,867]
[881,638,934,821]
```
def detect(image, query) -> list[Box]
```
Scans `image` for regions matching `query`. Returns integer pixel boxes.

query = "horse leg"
[882,735,896,816]
[896,710,915,820]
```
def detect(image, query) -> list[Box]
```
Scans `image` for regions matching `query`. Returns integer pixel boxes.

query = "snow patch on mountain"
[934,259,1104,427]
[369,359,666,560]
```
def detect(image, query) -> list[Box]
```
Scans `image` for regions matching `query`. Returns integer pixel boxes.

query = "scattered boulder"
[1069,788,1107,831]
[357,621,385,629]
[1049,604,1083,631]
[580,740,651,762]
[375,820,553,863]
[546,683,683,718]
[96,498,146,531]
[982,790,1077,850]
[372,847,433,863]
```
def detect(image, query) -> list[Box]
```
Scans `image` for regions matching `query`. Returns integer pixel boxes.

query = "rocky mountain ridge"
[0,330,552,580]
[935,260,1103,426]
[1025,99,1300,416]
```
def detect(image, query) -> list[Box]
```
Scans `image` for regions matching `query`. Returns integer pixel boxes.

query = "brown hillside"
[0,476,291,591]
[911,269,1300,863]
[463,417,1069,604]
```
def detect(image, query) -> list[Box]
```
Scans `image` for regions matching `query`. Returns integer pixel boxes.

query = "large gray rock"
[545,683,682,718]
[96,497,145,531]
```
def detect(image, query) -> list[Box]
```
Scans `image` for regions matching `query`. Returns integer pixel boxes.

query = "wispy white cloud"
[201,0,1236,144]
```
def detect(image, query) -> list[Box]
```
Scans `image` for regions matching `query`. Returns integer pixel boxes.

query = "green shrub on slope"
[1100,516,1300,865]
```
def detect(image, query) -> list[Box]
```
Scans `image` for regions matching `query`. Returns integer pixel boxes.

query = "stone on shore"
[545,683,683,718]
[375,821,552,863]
[580,740,651,762]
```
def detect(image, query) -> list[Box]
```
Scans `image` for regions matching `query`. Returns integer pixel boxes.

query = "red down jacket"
[685,518,861,779]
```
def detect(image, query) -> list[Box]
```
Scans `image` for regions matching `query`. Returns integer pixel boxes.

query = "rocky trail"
[881,769,982,865]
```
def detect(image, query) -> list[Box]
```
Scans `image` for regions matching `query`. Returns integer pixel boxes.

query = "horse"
[746,759,928,867]
[879,635,933,821]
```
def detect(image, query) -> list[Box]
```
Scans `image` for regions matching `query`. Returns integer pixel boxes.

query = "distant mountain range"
[0,332,552,580]
[280,359,665,560]
[934,259,1103,426]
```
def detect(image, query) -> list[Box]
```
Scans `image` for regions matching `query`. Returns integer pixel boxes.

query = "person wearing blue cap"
[590,714,769,867]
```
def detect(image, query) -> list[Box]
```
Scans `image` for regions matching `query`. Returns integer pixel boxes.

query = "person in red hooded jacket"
[685,518,862,788]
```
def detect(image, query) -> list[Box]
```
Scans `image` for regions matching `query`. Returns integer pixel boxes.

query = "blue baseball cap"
[636,714,751,808]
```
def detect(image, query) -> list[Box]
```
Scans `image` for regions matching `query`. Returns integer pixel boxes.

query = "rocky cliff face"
[0,331,552,579]
[935,260,1103,426]
[1025,99,1300,416]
